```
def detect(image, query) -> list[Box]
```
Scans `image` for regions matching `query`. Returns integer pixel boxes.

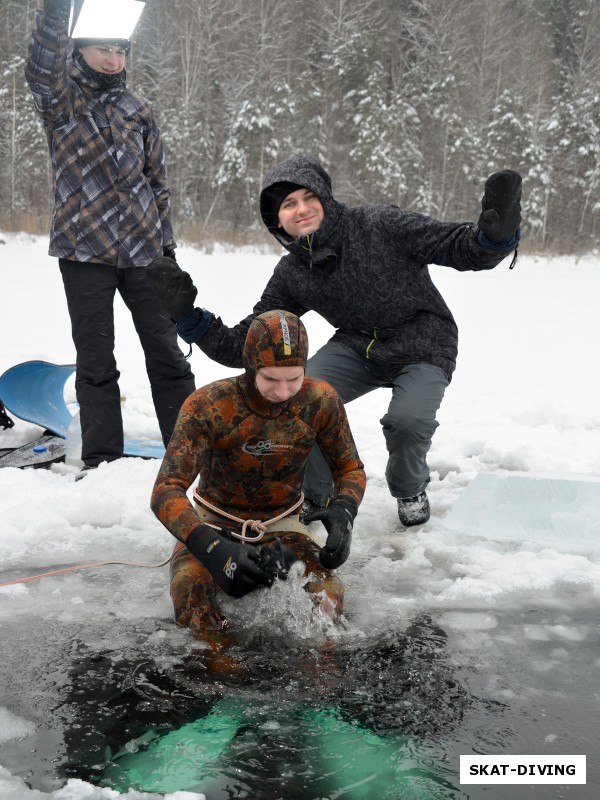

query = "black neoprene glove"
[44,0,71,22]
[478,170,522,243]
[303,497,357,570]
[147,256,198,321]
[185,525,295,598]
[162,247,178,263]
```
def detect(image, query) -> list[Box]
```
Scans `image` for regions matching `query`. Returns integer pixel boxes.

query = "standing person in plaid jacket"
[25,0,195,472]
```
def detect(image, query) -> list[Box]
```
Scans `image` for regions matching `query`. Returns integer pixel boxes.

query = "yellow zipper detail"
[365,328,378,359]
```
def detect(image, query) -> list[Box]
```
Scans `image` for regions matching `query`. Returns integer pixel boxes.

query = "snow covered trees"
[2,0,600,251]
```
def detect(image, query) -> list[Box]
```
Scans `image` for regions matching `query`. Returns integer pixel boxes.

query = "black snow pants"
[60,260,195,466]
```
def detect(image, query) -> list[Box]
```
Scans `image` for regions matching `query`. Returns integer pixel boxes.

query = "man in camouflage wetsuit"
[151,310,365,642]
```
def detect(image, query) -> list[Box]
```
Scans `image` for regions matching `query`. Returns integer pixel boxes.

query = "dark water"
[1,596,597,800]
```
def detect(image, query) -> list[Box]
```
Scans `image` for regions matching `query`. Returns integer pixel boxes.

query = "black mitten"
[44,0,71,23]
[303,497,356,569]
[147,256,198,321]
[185,525,276,598]
[478,170,522,243]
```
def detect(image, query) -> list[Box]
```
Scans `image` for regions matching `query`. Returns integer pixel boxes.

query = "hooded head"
[259,156,338,246]
[243,310,308,382]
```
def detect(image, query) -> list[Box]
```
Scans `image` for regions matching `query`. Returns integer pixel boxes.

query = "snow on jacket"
[25,10,174,268]
[151,310,365,546]
[189,156,517,380]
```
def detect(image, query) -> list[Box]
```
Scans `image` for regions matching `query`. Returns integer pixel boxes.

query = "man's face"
[79,44,127,74]
[277,188,324,239]
[255,366,305,403]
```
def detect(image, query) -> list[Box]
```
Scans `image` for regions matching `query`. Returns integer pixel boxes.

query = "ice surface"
[443,471,600,547]
[0,766,206,799]
[0,709,36,743]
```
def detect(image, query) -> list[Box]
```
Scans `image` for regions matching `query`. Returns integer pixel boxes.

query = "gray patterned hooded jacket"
[185,156,517,380]
[25,9,174,268]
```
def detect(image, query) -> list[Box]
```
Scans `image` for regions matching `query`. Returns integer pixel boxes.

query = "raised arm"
[379,170,522,272]
[25,2,72,123]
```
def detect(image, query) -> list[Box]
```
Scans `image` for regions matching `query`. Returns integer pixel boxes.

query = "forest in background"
[1,0,599,252]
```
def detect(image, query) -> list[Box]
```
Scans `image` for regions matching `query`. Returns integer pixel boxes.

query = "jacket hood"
[243,309,308,380]
[259,156,342,247]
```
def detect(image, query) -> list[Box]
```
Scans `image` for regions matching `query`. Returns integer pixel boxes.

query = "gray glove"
[44,0,71,23]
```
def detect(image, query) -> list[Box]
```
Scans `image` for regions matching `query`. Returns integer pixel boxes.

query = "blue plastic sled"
[0,360,165,459]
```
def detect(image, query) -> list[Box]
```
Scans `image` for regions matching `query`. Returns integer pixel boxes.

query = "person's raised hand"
[44,0,71,23]
[478,170,522,243]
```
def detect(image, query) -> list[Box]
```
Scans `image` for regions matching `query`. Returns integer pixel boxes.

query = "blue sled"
[0,360,165,460]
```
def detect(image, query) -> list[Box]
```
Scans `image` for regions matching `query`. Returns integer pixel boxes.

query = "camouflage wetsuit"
[151,310,365,637]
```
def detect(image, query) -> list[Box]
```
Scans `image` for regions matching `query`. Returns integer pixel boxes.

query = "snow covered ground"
[0,232,599,799]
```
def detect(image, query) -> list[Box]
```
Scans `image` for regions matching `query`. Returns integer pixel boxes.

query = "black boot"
[397,491,430,527]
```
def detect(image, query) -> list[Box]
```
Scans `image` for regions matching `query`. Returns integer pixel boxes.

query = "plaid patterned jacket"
[25,10,174,267]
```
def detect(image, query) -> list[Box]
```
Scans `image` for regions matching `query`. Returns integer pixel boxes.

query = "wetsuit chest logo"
[242,438,294,457]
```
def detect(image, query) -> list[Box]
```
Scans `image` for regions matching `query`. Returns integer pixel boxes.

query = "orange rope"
[0,556,172,588]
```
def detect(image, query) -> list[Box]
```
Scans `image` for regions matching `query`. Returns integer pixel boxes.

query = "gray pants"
[304,342,449,502]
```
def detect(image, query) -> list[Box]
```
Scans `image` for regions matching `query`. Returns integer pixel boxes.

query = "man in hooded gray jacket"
[148,155,521,527]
